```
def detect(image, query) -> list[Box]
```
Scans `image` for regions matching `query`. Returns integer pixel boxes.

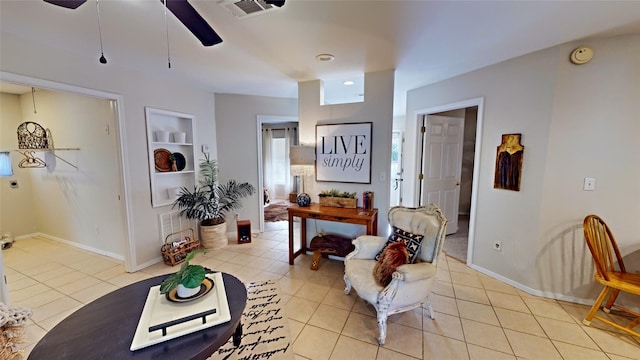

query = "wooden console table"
[287,204,378,265]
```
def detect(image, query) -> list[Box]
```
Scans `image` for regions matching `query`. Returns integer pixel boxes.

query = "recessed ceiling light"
[316,54,335,62]
[343,80,355,86]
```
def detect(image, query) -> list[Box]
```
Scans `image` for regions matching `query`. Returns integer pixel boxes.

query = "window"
[0,151,12,177]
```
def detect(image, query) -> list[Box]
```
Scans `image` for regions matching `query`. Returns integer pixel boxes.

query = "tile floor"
[4,221,640,359]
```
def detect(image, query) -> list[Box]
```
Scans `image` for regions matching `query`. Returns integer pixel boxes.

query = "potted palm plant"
[173,153,256,249]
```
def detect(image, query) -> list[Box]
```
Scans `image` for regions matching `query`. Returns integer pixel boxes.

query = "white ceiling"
[2,1,640,115]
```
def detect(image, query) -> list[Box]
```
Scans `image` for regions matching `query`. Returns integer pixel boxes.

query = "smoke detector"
[219,0,280,19]
[570,46,594,65]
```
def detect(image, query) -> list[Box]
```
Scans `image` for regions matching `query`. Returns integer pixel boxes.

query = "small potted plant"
[318,189,358,208]
[159,250,206,298]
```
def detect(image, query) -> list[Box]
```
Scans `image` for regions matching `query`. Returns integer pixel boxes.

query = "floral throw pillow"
[375,226,424,264]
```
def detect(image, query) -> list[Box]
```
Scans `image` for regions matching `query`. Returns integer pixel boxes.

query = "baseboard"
[15,233,40,241]
[469,263,640,313]
[132,257,164,272]
[35,233,125,261]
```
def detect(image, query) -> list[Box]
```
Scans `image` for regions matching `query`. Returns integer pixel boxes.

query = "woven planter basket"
[200,221,228,249]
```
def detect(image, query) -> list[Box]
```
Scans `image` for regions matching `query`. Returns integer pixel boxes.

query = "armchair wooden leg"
[426,298,435,320]
[343,274,352,295]
[377,311,388,345]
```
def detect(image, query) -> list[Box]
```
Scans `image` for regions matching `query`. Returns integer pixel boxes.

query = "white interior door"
[419,114,464,234]
[389,131,404,207]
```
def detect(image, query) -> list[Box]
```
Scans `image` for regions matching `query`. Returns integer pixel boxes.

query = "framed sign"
[316,122,372,183]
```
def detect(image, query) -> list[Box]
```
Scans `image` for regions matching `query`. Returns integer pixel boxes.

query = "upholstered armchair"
[343,204,447,345]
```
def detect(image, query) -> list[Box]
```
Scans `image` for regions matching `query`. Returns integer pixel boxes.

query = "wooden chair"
[582,215,640,338]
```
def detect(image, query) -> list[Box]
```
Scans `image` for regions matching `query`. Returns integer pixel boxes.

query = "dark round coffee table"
[28,272,247,360]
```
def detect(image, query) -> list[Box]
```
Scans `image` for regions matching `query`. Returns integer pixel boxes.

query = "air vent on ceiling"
[219,0,278,19]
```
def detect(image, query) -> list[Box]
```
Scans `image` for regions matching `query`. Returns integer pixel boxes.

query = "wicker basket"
[200,221,228,249]
[161,228,200,266]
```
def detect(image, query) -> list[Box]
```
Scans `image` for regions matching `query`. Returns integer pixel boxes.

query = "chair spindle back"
[583,215,626,282]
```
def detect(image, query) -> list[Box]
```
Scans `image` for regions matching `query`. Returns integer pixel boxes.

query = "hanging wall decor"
[316,122,372,184]
[494,133,524,191]
[17,122,48,149]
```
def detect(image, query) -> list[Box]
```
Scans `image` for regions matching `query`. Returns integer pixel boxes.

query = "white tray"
[130,272,231,351]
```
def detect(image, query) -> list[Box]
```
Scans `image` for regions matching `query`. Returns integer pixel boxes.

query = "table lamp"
[289,145,315,206]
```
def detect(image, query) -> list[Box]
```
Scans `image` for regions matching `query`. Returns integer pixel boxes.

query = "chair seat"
[344,259,383,305]
[596,272,640,295]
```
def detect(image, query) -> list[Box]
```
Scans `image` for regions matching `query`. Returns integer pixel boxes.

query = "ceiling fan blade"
[43,0,87,9]
[163,0,223,47]
[264,0,285,7]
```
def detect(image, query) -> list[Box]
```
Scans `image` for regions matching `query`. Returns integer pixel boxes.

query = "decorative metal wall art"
[17,121,48,149]
[494,133,524,191]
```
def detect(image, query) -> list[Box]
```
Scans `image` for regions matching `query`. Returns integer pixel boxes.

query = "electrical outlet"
[493,241,502,251]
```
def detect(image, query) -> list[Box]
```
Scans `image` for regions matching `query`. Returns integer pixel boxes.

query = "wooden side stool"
[308,233,354,270]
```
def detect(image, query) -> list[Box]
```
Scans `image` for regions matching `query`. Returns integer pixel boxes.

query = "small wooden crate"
[161,228,200,266]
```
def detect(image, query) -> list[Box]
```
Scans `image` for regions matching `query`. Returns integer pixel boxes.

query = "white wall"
[406,33,640,306]
[0,93,37,237]
[8,90,125,257]
[299,70,394,237]
[214,93,298,230]
[1,31,218,270]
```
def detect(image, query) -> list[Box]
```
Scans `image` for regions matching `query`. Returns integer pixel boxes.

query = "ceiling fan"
[43,0,286,47]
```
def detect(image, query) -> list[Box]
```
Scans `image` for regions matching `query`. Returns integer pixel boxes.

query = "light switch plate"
[584,177,596,191]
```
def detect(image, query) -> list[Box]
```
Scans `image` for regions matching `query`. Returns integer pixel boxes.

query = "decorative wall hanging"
[494,133,524,191]
[17,121,48,149]
[316,122,372,184]
[17,150,47,168]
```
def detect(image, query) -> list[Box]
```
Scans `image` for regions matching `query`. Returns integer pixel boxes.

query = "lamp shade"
[289,145,315,166]
[290,145,315,177]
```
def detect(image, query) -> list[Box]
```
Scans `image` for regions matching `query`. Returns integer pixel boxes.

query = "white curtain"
[283,128,293,195]
[263,126,298,201]
[262,129,274,203]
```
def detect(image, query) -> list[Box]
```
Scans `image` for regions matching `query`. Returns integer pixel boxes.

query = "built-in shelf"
[145,107,196,208]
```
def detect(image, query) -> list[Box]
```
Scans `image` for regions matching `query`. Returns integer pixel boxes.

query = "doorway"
[389,131,404,207]
[256,116,298,233]
[415,98,483,265]
[0,72,134,271]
